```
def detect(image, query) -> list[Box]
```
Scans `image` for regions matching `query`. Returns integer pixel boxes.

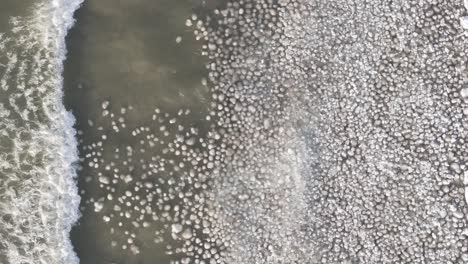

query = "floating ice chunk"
[263,119,271,129]
[130,245,140,255]
[461,86,468,98]
[450,162,461,173]
[464,171,468,185]
[186,137,196,146]
[172,223,183,234]
[124,175,133,183]
[101,100,109,109]
[99,176,110,184]
[234,104,242,112]
[453,210,464,219]
[207,162,214,169]
[462,228,468,237]
[176,36,182,43]
[94,202,104,212]
[181,228,193,240]
[439,209,447,218]
[208,43,217,51]
[239,194,249,201]
[461,16,468,30]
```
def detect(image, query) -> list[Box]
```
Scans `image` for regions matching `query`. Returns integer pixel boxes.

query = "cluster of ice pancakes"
[79,0,468,263]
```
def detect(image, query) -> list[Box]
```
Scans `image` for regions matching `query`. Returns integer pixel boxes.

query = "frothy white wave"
[0,0,83,263]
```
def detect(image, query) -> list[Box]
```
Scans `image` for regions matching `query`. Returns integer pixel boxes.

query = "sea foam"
[0,0,83,263]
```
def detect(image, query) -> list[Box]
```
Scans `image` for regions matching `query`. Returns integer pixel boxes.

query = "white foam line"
[43,0,85,263]
[0,0,83,263]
